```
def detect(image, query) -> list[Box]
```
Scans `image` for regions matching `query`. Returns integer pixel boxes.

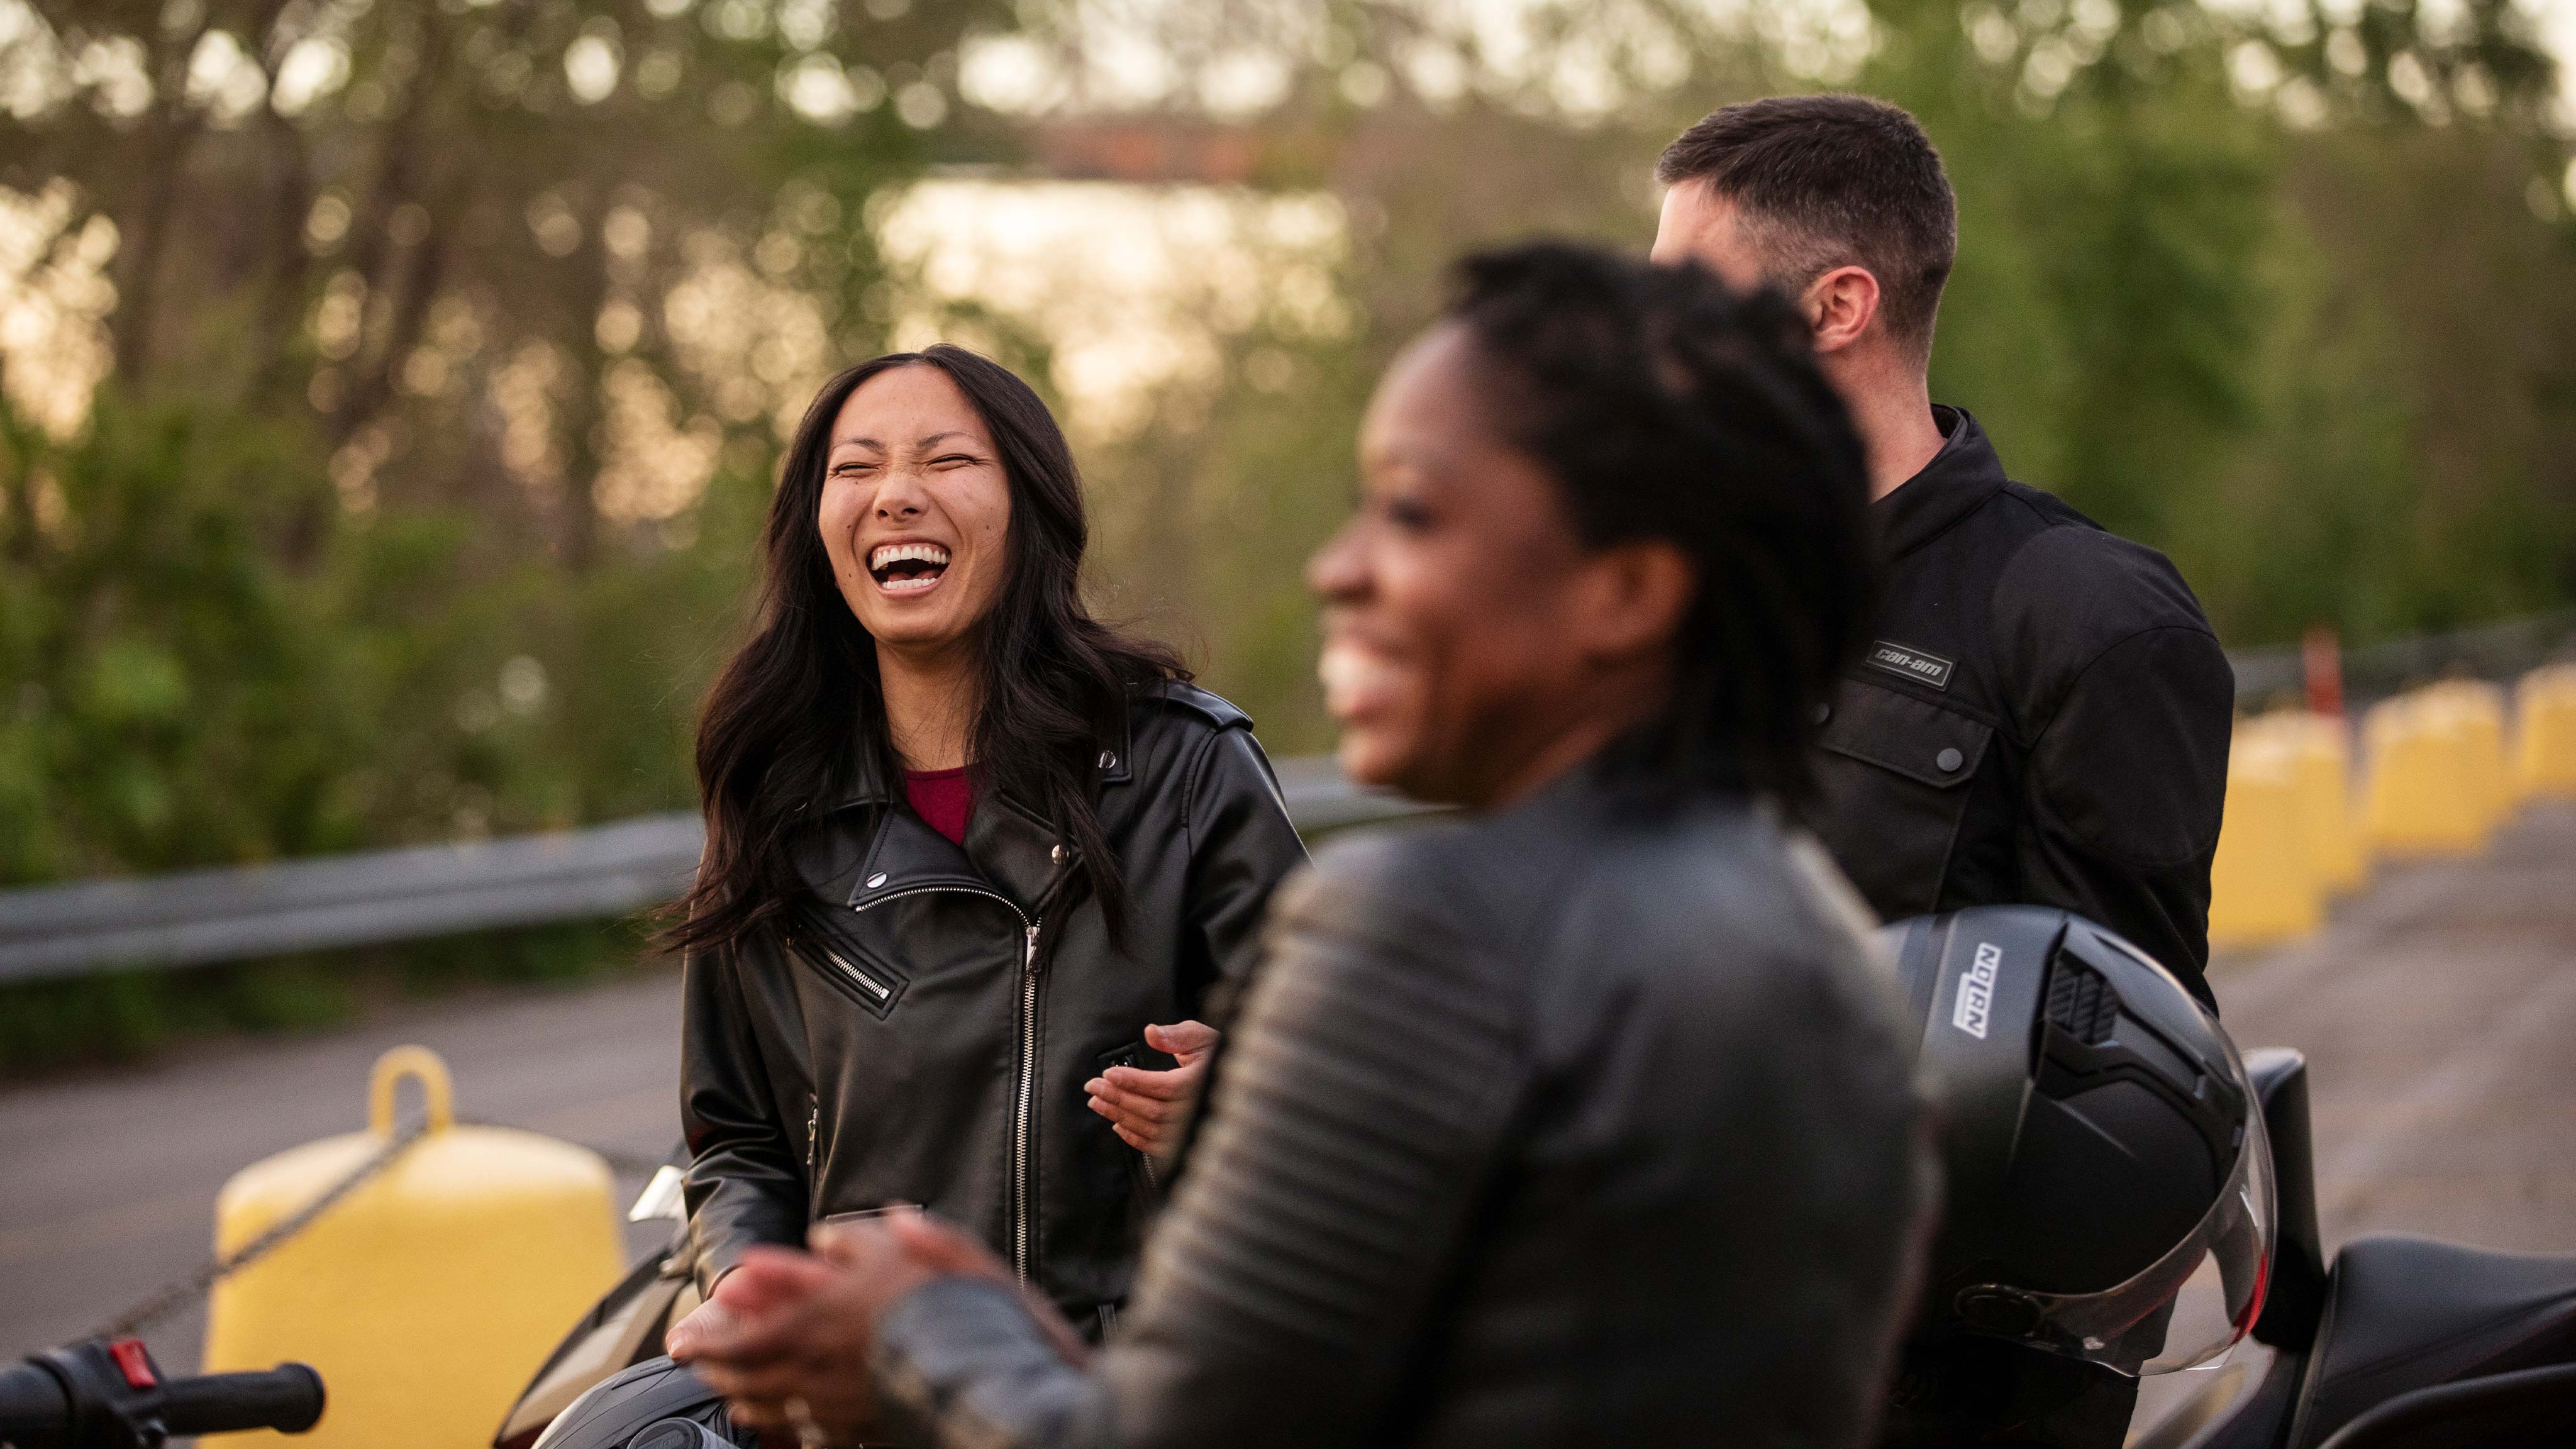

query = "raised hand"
[1083,1020,1219,1158]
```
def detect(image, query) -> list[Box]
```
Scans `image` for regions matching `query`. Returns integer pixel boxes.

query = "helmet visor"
[1955,1033,2276,1377]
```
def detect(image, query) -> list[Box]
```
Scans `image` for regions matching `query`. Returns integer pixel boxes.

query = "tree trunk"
[107,18,211,387]
[553,189,614,570]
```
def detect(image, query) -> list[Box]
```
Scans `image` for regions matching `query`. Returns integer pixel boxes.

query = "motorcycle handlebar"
[0,1341,325,1448]
[157,1364,326,1437]
[0,1362,73,1445]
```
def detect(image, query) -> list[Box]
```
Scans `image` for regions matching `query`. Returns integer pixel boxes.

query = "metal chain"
[88,1114,436,1341]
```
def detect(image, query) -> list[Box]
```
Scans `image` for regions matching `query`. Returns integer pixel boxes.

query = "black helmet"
[531,1359,752,1449]
[1881,907,2273,1379]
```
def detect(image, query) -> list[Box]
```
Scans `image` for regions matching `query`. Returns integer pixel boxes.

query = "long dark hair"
[669,345,1182,955]
[1446,242,1879,803]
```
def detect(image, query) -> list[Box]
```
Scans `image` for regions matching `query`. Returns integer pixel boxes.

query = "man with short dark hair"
[1652,93,2233,1014]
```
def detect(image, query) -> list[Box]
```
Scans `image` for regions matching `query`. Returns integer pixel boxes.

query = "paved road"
[4,806,2572,1377]
[0,974,686,1370]
[2211,802,2576,1253]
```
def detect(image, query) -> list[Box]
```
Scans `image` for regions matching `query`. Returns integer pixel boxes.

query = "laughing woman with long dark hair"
[667,345,1304,1339]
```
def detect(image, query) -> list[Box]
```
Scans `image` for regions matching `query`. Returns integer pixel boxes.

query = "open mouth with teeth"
[869,541,951,594]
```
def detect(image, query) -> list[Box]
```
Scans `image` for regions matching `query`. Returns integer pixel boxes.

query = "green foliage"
[0,388,762,1074]
[4,0,2575,1071]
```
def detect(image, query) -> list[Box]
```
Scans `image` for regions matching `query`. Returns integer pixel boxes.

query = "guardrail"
[2226,608,2576,708]
[0,757,1424,984]
[8,608,2573,985]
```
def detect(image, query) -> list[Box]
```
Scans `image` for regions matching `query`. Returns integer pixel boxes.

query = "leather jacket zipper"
[814,943,892,1003]
[1012,921,1042,1282]
[806,1093,819,1179]
[853,882,1045,1285]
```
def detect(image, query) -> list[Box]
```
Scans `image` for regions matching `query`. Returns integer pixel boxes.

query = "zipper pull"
[806,1095,819,1176]
[1024,922,1040,969]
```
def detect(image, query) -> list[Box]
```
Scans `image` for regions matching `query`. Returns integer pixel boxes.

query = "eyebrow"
[833,430,974,453]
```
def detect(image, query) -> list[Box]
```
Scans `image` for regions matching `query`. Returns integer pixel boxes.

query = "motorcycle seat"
[2289,1233,2576,1449]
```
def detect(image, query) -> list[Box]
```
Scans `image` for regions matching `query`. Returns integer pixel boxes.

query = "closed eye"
[1382,493,1436,531]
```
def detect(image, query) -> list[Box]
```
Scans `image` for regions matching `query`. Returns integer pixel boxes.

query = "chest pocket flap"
[1819,679,1996,787]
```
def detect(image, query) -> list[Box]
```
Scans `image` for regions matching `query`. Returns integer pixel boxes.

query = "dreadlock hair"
[1445,241,1879,805]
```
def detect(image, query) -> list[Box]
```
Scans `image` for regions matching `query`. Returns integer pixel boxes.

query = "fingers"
[1085,1085,1175,1151]
[672,1249,835,1365]
[1145,1019,1219,1060]
[1093,1061,1201,1102]
[808,1218,906,1281]
[887,1209,1018,1280]
[1085,1078,1186,1125]
[662,1300,735,1362]
[711,1248,838,1314]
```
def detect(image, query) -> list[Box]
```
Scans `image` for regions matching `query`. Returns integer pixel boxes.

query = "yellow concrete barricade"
[2207,739,2323,949]
[2243,711,2367,897]
[2426,679,2514,824]
[203,1046,622,1449]
[2515,664,2576,797]
[2360,692,2489,857]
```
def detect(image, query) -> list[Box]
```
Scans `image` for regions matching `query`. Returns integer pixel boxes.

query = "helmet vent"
[2045,961,2119,1045]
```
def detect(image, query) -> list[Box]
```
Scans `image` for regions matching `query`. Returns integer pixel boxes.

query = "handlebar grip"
[0,1362,71,1446]
[155,1363,326,1436]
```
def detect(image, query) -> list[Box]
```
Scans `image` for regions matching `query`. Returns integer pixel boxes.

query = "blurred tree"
[0,0,1006,558]
[1008,0,2576,753]
[3,0,2575,1068]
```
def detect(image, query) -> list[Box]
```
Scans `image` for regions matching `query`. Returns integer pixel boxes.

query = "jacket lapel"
[789,690,1136,913]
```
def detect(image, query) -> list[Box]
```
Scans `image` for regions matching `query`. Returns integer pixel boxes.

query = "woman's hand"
[666,1244,884,1443]
[1084,1020,1219,1157]
[667,1211,1079,1445]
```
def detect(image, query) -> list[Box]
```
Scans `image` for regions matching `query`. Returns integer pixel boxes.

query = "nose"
[874,465,930,520]
[1306,516,1368,604]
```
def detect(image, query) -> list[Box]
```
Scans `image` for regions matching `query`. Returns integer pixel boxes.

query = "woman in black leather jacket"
[672,246,1936,1447]
[666,345,1306,1338]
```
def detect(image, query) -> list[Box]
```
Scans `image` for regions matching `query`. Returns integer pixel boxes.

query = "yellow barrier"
[2242,711,2367,897]
[2360,692,2490,857]
[203,1046,622,1449]
[2516,664,2576,797]
[2207,740,2323,948]
[2426,679,2514,824]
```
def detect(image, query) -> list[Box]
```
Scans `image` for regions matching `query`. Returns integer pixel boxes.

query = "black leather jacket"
[679,683,1306,1331]
[870,763,1939,1448]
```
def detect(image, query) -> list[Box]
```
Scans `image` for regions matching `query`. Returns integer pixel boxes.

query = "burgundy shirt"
[904,766,974,847]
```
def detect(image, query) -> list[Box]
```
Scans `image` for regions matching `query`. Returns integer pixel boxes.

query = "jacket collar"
[792,784,1079,916]
[792,696,1133,913]
[1877,406,2009,560]
[813,692,1135,816]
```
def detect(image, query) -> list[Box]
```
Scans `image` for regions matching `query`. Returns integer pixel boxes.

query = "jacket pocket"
[1811,677,1996,919]
[782,901,910,1019]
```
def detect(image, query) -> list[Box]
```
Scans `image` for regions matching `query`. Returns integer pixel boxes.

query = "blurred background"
[0,0,2572,1060]
[6,0,2576,1414]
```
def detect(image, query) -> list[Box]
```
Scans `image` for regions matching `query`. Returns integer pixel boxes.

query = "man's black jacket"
[679,682,1306,1331]
[1809,408,2233,1006]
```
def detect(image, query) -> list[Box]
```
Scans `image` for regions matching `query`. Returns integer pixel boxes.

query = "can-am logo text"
[1952,941,2003,1040]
